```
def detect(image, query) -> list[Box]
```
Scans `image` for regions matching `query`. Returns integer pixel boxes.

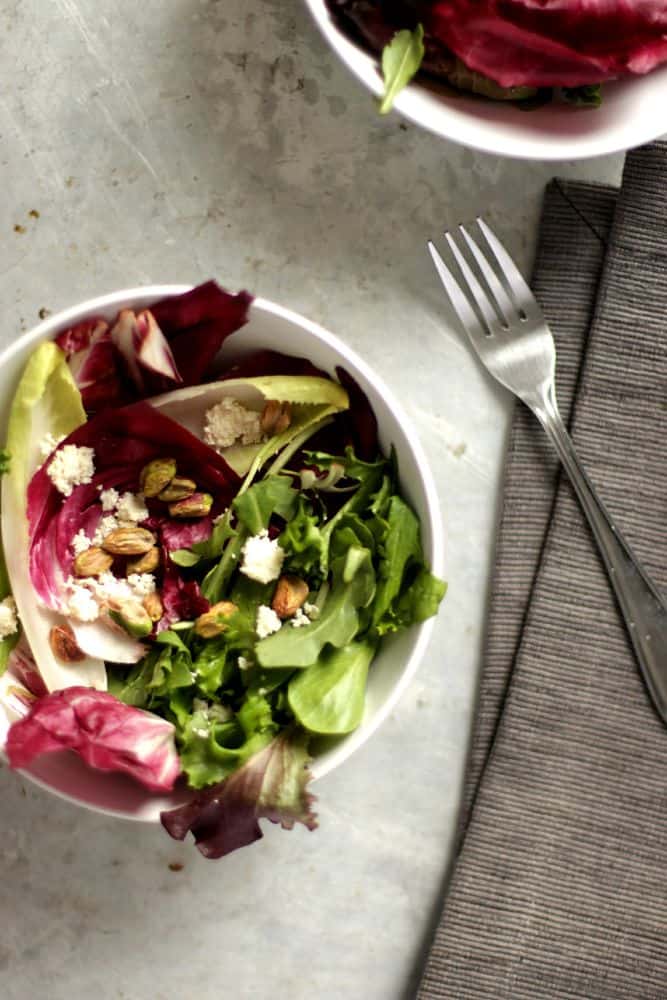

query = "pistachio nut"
[126,546,160,575]
[108,599,153,638]
[140,457,177,498]
[73,546,114,578]
[168,492,213,519]
[271,574,309,619]
[102,526,156,556]
[49,623,86,662]
[158,476,197,503]
[142,592,164,623]
[194,600,238,638]
[261,400,292,436]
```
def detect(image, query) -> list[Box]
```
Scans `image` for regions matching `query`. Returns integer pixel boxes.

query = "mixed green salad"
[0,282,445,858]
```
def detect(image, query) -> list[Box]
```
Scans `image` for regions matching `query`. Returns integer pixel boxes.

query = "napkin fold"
[418,141,667,1000]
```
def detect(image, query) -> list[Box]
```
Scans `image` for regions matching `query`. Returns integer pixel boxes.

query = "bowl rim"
[303,0,667,161]
[0,284,444,820]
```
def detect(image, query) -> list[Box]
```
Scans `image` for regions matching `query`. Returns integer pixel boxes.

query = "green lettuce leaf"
[256,546,375,669]
[161,728,317,859]
[288,638,377,735]
[232,475,297,535]
[178,692,277,789]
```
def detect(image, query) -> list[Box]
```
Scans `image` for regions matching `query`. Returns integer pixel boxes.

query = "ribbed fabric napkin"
[418,141,667,1000]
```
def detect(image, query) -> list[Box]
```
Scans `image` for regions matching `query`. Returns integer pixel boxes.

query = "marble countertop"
[0,2,623,998]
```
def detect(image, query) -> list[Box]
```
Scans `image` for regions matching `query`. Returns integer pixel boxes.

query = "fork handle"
[535,394,667,723]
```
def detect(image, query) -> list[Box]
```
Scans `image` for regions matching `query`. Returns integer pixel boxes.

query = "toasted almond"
[73,546,114,577]
[271,574,309,619]
[49,623,86,662]
[102,526,156,555]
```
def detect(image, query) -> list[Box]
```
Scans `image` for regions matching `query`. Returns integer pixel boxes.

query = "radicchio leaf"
[160,568,210,629]
[28,402,240,614]
[6,686,181,792]
[110,309,182,392]
[59,319,128,413]
[428,1,667,89]
[160,729,317,858]
[151,281,253,386]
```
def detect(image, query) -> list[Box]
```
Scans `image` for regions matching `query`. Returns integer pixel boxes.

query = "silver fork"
[429,219,667,724]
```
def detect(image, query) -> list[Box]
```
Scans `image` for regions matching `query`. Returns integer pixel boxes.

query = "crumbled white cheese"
[99,487,120,512]
[125,573,156,598]
[303,601,320,620]
[204,397,263,450]
[92,515,119,546]
[256,605,282,639]
[39,433,65,458]
[240,530,285,584]
[86,571,155,603]
[116,491,149,524]
[0,596,18,639]
[191,726,209,739]
[71,528,92,556]
[47,445,95,497]
[237,655,251,671]
[291,607,310,628]
[66,582,100,622]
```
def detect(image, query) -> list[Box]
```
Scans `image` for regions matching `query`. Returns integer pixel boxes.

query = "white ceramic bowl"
[0,286,444,821]
[305,0,667,161]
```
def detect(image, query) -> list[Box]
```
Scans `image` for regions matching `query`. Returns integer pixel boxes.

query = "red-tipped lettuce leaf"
[28,402,240,613]
[160,730,317,858]
[429,1,667,88]
[151,281,253,386]
[6,686,181,792]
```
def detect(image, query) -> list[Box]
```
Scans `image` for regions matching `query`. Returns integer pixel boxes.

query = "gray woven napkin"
[418,141,667,1000]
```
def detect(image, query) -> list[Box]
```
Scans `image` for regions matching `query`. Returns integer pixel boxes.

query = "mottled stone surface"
[0,1,622,997]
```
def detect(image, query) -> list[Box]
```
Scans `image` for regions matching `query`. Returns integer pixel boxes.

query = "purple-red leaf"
[28,402,239,613]
[160,730,317,858]
[160,569,209,629]
[429,1,667,88]
[110,309,182,392]
[6,686,181,792]
[151,281,253,386]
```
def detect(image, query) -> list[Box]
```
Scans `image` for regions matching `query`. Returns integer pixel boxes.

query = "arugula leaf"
[280,496,325,578]
[256,546,375,669]
[386,568,448,634]
[288,638,377,735]
[378,25,424,115]
[232,475,297,535]
[371,495,421,626]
